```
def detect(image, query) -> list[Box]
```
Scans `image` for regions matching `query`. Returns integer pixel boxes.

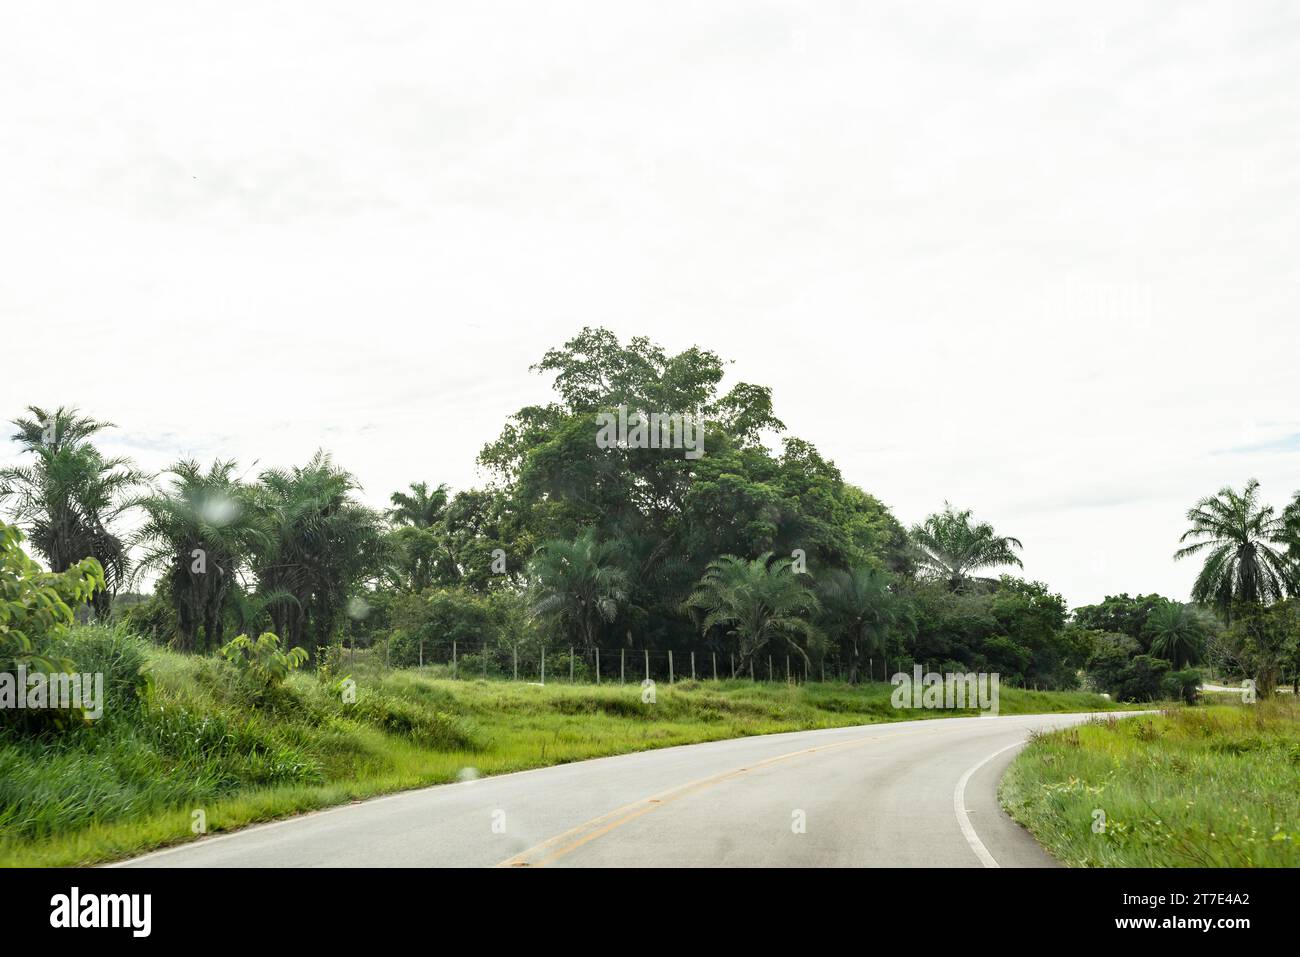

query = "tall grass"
[1000,699,1300,867]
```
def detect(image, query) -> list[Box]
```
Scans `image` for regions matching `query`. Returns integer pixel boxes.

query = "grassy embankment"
[1,635,1130,867]
[1001,699,1300,866]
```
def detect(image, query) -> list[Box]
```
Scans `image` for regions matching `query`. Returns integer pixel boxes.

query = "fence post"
[570,647,575,683]
[668,650,674,684]
[712,652,717,681]
[749,658,754,681]
[419,639,424,668]
[541,647,545,685]
[768,656,773,682]
[821,659,825,683]
[691,651,696,681]
[595,648,600,685]
[620,648,625,684]
[644,649,649,683]
[452,640,457,679]
[785,655,790,682]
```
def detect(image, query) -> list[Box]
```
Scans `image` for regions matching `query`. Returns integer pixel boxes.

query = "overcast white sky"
[2,1,1298,608]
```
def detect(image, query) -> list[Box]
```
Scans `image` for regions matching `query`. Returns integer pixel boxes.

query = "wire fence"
[343,640,930,685]
[339,641,1300,692]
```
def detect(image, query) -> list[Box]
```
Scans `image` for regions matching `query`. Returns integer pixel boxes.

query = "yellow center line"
[497,722,971,867]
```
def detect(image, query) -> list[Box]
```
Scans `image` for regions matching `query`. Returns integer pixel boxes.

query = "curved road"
[116,711,1123,868]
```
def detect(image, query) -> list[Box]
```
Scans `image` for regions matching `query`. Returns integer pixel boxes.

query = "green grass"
[1000,699,1300,867]
[0,643,1129,867]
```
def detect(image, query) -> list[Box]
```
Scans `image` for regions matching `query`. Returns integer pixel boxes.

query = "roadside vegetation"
[0,631,1127,867]
[1002,700,1300,867]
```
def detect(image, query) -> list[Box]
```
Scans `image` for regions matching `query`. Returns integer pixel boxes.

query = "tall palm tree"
[0,406,145,615]
[253,452,386,650]
[385,481,454,593]
[527,530,630,652]
[684,552,822,673]
[1143,601,1213,669]
[1284,492,1300,565]
[817,566,898,682]
[910,504,1022,592]
[135,460,267,652]
[387,481,450,528]
[1175,480,1293,619]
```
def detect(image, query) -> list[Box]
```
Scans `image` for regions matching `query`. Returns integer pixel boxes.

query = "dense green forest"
[4,328,1300,707]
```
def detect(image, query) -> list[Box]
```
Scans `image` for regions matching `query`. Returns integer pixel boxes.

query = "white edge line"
[953,740,1026,869]
[950,711,1156,869]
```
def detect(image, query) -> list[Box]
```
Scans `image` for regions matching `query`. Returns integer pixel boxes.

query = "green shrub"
[1111,654,1170,702]
[388,587,502,667]
[115,594,178,646]
[220,633,308,687]
[52,624,152,719]
[1161,667,1201,705]
[0,523,106,730]
[1083,631,1140,693]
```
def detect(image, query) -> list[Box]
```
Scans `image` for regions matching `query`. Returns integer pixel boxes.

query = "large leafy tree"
[909,504,1023,593]
[1072,593,1172,649]
[1174,480,1293,618]
[440,487,533,592]
[0,406,145,615]
[383,482,535,595]
[817,566,900,682]
[684,552,822,672]
[481,328,907,648]
[527,530,630,652]
[1143,601,1213,669]
[253,452,386,650]
[988,577,1078,689]
[135,460,266,652]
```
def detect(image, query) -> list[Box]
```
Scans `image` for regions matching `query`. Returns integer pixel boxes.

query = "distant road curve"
[116,711,1134,868]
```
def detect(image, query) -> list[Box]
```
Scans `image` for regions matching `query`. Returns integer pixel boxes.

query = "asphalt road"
[116,711,1125,868]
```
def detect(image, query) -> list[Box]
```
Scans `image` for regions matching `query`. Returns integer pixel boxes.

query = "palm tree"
[527,530,630,652]
[1284,492,1300,565]
[0,406,145,615]
[387,481,450,528]
[684,552,822,673]
[817,566,898,682]
[1143,601,1213,669]
[135,460,267,651]
[385,482,454,593]
[253,452,386,650]
[910,504,1022,592]
[1174,480,1293,619]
